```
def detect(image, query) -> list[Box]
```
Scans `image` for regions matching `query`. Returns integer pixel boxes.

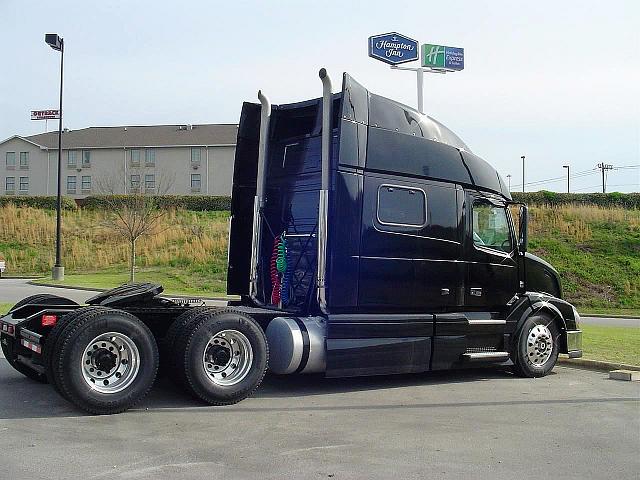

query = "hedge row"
[0,196,77,210]
[511,191,640,208]
[2,192,637,211]
[79,195,232,211]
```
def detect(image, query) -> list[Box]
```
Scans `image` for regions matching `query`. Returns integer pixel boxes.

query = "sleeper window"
[377,185,426,227]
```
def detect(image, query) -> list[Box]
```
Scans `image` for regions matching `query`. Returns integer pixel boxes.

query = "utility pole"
[563,165,570,193]
[596,163,614,193]
[521,156,525,192]
[506,174,512,191]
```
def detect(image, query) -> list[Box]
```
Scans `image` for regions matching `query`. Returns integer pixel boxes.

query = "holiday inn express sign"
[421,44,464,71]
[368,32,419,65]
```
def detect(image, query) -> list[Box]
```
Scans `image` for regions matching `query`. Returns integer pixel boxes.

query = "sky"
[0,0,638,192]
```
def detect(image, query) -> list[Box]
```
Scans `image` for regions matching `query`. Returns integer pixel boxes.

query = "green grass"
[581,324,640,365]
[527,205,640,312]
[0,303,11,315]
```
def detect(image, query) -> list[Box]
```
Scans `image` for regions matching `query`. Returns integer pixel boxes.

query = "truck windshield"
[472,202,512,252]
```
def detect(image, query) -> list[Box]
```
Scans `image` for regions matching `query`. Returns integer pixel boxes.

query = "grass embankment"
[1,203,639,313]
[527,205,640,315]
[0,204,229,296]
[0,303,12,315]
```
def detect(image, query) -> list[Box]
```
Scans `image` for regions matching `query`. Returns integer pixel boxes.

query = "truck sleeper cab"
[228,69,583,377]
[0,69,582,415]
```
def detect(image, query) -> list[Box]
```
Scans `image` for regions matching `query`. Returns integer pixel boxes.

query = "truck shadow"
[2,358,546,419]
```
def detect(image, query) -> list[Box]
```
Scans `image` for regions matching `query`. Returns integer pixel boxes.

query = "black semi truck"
[1,70,582,414]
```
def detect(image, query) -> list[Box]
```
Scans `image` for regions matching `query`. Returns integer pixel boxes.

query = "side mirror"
[518,205,528,253]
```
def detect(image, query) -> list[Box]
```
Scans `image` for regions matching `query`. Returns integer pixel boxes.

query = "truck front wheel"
[512,314,560,378]
[176,310,268,406]
[52,308,159,415]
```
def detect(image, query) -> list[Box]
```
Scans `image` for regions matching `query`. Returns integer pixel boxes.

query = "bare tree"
[97,165,174,282]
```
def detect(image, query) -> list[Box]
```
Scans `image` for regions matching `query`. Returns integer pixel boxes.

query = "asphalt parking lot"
[0,359,638,480]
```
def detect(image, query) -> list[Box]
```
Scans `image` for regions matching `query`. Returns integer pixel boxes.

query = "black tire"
[9,294,77,313]
[161,306,219,381]
[44,307,108,398]
[2,294,78,383]
[1,337,47,382]
[53,308,159,415]
[176,309,268,406]
[512,314,560,378]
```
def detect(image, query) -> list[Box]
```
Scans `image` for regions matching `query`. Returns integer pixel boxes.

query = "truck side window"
[377,185,426,227]
[472,202,512,252]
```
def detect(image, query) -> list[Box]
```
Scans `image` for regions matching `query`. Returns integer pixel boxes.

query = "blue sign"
[444,46,464,71]
[368,32,419,65]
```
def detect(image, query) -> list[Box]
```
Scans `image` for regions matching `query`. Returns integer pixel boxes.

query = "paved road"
[2,279,638,327]
[0,362,637,480]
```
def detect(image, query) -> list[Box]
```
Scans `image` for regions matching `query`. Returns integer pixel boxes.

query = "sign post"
[368,34,464,114]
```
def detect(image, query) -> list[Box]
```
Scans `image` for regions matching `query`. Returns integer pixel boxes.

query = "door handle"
[470,287,482,297]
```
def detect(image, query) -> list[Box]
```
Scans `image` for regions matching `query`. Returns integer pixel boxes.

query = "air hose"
[280,234,291,306]
[269,232,292,306]
[270,237,281,305]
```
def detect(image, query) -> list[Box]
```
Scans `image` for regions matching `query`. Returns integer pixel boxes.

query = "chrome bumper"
[566,329,583,358]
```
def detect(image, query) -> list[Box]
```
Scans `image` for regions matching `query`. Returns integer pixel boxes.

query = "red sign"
[31,109,60,120]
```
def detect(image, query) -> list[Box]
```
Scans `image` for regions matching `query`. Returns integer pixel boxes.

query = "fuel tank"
[265,316,327,374]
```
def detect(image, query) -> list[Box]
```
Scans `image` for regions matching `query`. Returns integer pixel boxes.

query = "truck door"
[465,194,518,309]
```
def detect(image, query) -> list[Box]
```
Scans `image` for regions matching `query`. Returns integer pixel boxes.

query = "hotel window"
[130,174,141,189]
[145,149,155,166]
[5,177,15,191]
[191,147,201,164]
[130,149,141,166]
[145,174,155,189]
[191,174,201,191]
[81,175,91,191]
[67,176,77,192]
[6,152,16,168]
[82,150,91,167]
[19,176,29,191]
[68,150,78,167]
[19,152,29,168]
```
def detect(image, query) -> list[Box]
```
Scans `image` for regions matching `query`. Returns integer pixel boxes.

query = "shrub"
[512,191,640,209]
[79,195,232,211]
[0,196,77,210]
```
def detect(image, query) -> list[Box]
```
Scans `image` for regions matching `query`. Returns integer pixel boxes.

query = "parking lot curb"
[581,313,640,320]
[559,356,640,372]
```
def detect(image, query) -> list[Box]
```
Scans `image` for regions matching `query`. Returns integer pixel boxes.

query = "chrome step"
[462,351,510,362]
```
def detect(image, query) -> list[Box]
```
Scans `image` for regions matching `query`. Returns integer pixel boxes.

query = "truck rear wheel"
[45,307,108,398]
[52,308,159,415]
[161,306,219,380]
[3,294,78,383]
[512,314,560,378]
[175,310,268,406]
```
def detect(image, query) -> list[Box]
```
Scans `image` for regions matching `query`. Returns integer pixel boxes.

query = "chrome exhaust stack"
[249,90,272,301]
[317,68,332,314]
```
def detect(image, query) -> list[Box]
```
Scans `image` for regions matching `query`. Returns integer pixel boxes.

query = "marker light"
[41,314,58,327]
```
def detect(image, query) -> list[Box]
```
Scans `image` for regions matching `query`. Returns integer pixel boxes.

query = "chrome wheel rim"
[526,324,553,367]
[202,330,253,386]
[81,332,140,394]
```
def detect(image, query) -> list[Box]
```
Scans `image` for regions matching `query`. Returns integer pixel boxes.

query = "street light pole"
[563,165,570,193]
[506,174,512,191]
[521,155,525,193]
[46,33,65,281]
